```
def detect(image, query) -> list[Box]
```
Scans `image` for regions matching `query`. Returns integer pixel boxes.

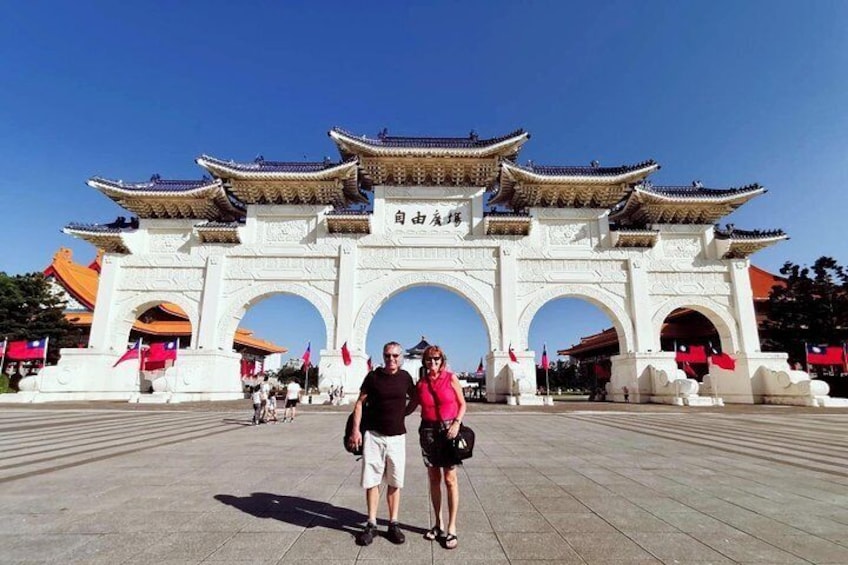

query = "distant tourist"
[348,341,416,546]
[266,389,279,423]
[250,385,263,425]
[283,380,302,422]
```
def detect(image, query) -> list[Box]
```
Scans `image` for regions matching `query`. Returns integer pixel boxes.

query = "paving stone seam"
[0,422,240,484]
[565,415,848,478]
[0,413,220,455]
[0,412,179,435]
[0,417,235,470]
[611,415,848,464]
[624,413,848,449]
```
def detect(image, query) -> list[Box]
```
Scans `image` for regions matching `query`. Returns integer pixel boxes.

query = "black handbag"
[425,376,474,462]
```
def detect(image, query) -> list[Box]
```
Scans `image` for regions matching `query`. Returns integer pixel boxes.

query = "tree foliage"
[763,256,848,363]
[0,272,76,364]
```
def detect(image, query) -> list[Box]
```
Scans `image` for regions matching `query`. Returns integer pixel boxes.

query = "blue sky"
[2,1,846,371]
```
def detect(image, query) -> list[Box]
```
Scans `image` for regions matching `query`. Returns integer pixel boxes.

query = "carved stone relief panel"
[546,222,595,247]
[118,267,205,292]
[649,271,730,297]
[359,246,496,271]
[262,219,310,244]
[148,232,190,254]
[660,235,703,259]
[518,259,627,283]
[225,257,338,281]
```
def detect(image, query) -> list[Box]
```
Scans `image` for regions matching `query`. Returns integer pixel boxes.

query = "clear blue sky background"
[2,1,846,372]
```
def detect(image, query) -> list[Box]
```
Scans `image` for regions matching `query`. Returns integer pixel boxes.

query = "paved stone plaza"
[1,403,847,564]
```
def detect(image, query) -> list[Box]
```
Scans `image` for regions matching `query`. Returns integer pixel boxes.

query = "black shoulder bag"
[426,376,475,462]
[344,408,366,457]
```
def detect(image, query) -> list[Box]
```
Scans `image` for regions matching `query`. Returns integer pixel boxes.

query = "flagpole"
[544,343,550,400]
[803,341,809,373]
[137,337,144,393]
[0,338,7,381]
[40,337,49,391]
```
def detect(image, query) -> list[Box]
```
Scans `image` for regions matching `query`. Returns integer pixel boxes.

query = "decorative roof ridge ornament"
[329,126,529,158]
[637,182,765,198]
[88,176,223,192]
[714,224,787,239]
[197,153,358,173]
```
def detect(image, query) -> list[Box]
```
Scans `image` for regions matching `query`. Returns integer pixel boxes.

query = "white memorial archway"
[22,126,831,406]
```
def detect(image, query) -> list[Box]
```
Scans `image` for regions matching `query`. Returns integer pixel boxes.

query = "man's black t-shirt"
[360,369,415,436]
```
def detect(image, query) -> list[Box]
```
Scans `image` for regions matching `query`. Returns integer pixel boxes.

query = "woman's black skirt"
[419,421,460,468]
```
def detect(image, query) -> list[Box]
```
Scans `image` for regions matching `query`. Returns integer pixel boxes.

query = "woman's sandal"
[424,526,444,541]
[444,533,458,549]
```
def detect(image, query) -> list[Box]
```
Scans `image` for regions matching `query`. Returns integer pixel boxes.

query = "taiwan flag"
[475,358,484,376]
[341,342,352,366]
[806,344,844,366]
[508,343,517,363]
[301,342,312,369]
[366,356,373,372]
[147,340,178,363]
[708,346,736,370]
[114,339,143,367]
[7,338,47,360]
[541,344,549,370]
[675,344,707,364]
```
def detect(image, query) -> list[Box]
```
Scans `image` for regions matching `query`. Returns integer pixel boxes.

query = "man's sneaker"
[387,522,406,544]
[357,522,377,546]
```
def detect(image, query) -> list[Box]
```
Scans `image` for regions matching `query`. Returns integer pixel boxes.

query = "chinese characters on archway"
[394,209,462,227]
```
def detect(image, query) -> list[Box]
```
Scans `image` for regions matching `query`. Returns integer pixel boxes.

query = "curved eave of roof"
[329,128,529,159]
[196,155,359,180]
[88,176,225,198]
[501,159,659,185]
[633,184,765,204]
[63,226,131,254]
[88,176,245,219]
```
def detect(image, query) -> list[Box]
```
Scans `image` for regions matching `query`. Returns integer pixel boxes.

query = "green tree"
[0,272,76,364]
[763,256,848,363]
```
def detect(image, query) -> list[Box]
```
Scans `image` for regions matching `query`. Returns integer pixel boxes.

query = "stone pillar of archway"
[88,255,121,350]
[196,254,226,351]
[729,259,760,354]
[317,243,363,397]
[487,246,529,402]
[627,258,653,353]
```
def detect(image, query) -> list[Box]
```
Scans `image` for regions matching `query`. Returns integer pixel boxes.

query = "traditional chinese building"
[12,125,841,406]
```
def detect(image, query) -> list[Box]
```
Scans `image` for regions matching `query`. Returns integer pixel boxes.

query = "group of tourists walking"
[249,375,302,425]
[348,341,467,550]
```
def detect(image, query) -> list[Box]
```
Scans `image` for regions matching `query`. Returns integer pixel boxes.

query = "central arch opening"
[364,286,489,391]
[530,297,621,399]
[237,294,325,394]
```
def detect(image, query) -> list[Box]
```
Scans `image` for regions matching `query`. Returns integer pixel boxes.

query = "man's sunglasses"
[383,353,400,358]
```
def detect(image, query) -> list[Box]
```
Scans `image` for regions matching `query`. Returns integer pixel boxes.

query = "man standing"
[348,341,415,546]
[284,379,302,423]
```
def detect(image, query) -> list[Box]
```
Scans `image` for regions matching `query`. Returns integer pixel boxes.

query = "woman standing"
[417,345,466,550]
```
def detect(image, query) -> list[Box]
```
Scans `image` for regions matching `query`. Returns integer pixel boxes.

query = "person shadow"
[214,492,427,538]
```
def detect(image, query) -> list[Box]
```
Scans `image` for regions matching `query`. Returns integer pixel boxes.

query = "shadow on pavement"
[214,492,427,537]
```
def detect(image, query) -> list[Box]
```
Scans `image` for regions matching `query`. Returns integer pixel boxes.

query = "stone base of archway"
[0,348,245,403]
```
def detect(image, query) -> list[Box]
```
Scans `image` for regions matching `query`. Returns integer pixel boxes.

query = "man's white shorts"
[361,430,406,489]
